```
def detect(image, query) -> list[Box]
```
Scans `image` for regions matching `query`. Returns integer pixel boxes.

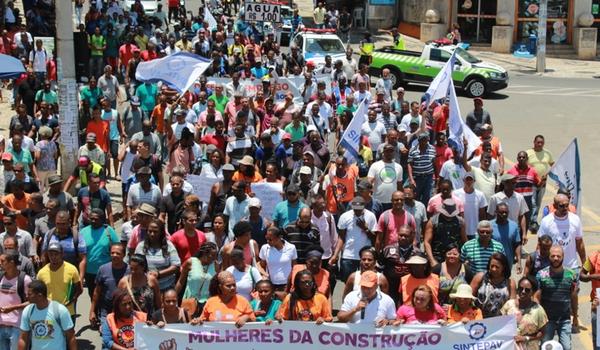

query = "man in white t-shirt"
[330,197,377,282]
[487,173,529,243]
[439,142,468,190]
[361,109,387,153]
[28,39,48,81]
[453,172,488,239]
[337,270,396,325]
[367,143,403,210]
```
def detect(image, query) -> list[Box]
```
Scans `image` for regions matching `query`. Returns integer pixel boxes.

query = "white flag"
[424,52,456,106]
[135,52,212,93]
[548,138,581,214]
[339,99,368,163]
[448,79,481,157]
[204,6,218,31]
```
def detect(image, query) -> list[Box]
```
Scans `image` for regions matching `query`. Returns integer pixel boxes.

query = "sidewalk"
[295,0,600,79]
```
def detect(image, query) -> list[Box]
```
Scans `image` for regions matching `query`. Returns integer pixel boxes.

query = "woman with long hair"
[501,276,547,350]
[342,246,389,299]
[276,269,333,324]
[134,218,181,291]
[101,288,147,350]
[175,242,219,316]
[471,252,516,318]
[191,271,256,328]
[395,284,446,325]
[205,214,231,262]
[118,254,161,316]
[259,227,297,294]
[150,288,190,327]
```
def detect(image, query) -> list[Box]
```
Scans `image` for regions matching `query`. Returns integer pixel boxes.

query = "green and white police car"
[369,42,508,97]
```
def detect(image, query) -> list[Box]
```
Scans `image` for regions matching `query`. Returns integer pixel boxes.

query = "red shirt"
[435,144,453,177]
[200,133,226,153]
[86,119,110,152]
[141,50,158,61]
[169,229,207,262]
[507,165,540,197]
[119,44,138,68]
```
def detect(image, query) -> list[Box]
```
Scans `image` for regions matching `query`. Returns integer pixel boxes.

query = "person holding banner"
[394,284,446,325]
[101,288,147,350]
[150,289,190,327]
[192,270,255,327]
[250,280,282,324]
[277,269,333,324]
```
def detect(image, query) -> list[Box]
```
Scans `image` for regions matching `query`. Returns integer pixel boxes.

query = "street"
[62,73,599,350]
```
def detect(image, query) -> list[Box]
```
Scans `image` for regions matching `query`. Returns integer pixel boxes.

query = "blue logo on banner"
[468,322,487,340]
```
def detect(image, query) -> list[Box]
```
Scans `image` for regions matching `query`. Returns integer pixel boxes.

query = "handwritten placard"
[187,173,219,203]
[251,182,283,218]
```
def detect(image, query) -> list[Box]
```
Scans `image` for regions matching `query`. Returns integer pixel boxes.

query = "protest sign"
[187,174,219,204]
[136,316,517,350]
[206,77,264,98]
[244,2,282,23]
[251,182,284,218]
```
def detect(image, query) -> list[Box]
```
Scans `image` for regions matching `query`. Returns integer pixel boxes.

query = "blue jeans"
[593,308,600,350]
[0,325,20,350]
[339,258,360,283]
[543,319,572,350]
[531,185,546,226]
[414,174,433,206]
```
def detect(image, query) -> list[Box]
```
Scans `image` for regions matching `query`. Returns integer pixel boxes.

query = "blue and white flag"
[548,138,582,214]
[135,52,211,93]
[339,99,368,163]
[205,6,218,31]
[448,79,482,157]
[424,51,456,106]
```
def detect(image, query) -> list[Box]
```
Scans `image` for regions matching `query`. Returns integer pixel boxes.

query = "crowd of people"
[0,1,596,350]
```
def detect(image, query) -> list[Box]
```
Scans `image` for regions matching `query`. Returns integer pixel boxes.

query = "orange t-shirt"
[2,193,31,229]
[232,171,264,194]
[86,119,110,152]
[151,103,167,133]
[200,295,256,322]
[289,265,330,296]
[447,306,483,323]
[325,168,357,214]
[277,293,333,321]
[400,274,440,305]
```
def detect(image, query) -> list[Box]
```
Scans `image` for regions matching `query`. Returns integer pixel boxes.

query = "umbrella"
[0,53,26,79]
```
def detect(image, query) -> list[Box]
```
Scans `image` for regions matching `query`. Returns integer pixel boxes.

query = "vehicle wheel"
[386,67,406,90]
[465,78,487,98]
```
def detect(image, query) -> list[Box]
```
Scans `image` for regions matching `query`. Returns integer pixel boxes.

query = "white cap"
[248,197,262,208]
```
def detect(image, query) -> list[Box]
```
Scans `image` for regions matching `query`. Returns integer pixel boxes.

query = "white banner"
[251,182,284,218]
[206,78,264,98]
[244,2,282,23]
[548,138,581,214]
[135,316,517,350]
[339,99,368,163]
[187,173,220,204]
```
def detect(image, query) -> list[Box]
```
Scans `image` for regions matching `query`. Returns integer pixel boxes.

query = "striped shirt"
[536,267,576,320]
[460,238,505,274]
[408,144,436,176]
[507,165,540,197]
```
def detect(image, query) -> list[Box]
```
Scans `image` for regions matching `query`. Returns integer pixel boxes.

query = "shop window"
[456,0,497,43]
[516,0,571,44]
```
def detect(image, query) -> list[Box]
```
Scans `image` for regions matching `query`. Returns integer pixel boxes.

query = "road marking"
[578,323,594,350]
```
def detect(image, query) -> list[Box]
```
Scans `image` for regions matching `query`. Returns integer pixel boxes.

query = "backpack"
[0,270,27,302]
[31,48,47,65]
[25,300,63,331]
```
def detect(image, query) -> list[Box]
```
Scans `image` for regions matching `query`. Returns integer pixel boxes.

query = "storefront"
[515,0,573,44]
[593,0,600,41]
[455,0,498,43]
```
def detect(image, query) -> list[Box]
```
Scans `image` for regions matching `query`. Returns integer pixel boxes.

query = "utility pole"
[536,0,548,73]
[55,0,80,182]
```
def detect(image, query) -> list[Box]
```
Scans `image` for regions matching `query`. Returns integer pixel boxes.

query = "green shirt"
[80,225,120,274]
[336,104,357,117]
[35,90,58,104]
[208,94,229,115]
[135,83,158,113]
[284,122,306,142]
[80,86,103,108]
[460,238,505,274]
[88,34,106,57]
[536,267,576,321]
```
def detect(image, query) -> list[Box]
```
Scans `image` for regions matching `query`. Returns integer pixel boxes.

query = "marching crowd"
[0,1,597,350]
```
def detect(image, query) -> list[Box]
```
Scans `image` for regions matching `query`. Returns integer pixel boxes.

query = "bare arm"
[175,260,191,294]
[342,273,355,299]
[576,237,586,265]
[423,221,436,266]
[65,328,77,350]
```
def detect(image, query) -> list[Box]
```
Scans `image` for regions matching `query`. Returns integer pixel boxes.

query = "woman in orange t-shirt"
[277,269,333,324]
[191,271,256,327]
[102,288,147,349]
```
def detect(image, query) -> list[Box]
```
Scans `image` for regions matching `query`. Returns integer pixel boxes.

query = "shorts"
[110,140,119,158]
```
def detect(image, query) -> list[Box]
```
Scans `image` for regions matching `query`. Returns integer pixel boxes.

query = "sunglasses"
[300,280,314,286]
[517,287,531,293]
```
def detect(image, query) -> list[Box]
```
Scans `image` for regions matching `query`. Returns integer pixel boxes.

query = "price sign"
[244,2,282,23]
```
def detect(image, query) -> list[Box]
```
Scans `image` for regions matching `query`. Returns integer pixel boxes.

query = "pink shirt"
[376,210,417,247]
[170,229,207,262]
[396,304,446,325]
[127,224,171,251]
[0,274,32,326]
[426,194,464,215]
[507,165,540,197]
[198,110,223,128]
[225,101,243,129]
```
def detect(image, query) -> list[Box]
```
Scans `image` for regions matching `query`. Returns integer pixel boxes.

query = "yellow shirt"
[526,148,554,178]
[37,262,81,315]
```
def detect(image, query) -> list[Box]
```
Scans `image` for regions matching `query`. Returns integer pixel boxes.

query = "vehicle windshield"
[305,38,345,55]
[454,47,482,64]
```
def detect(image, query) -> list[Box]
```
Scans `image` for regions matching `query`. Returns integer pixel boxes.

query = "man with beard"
[535,245,577,350]
[379,225,420,303]
[487,174,529,243]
